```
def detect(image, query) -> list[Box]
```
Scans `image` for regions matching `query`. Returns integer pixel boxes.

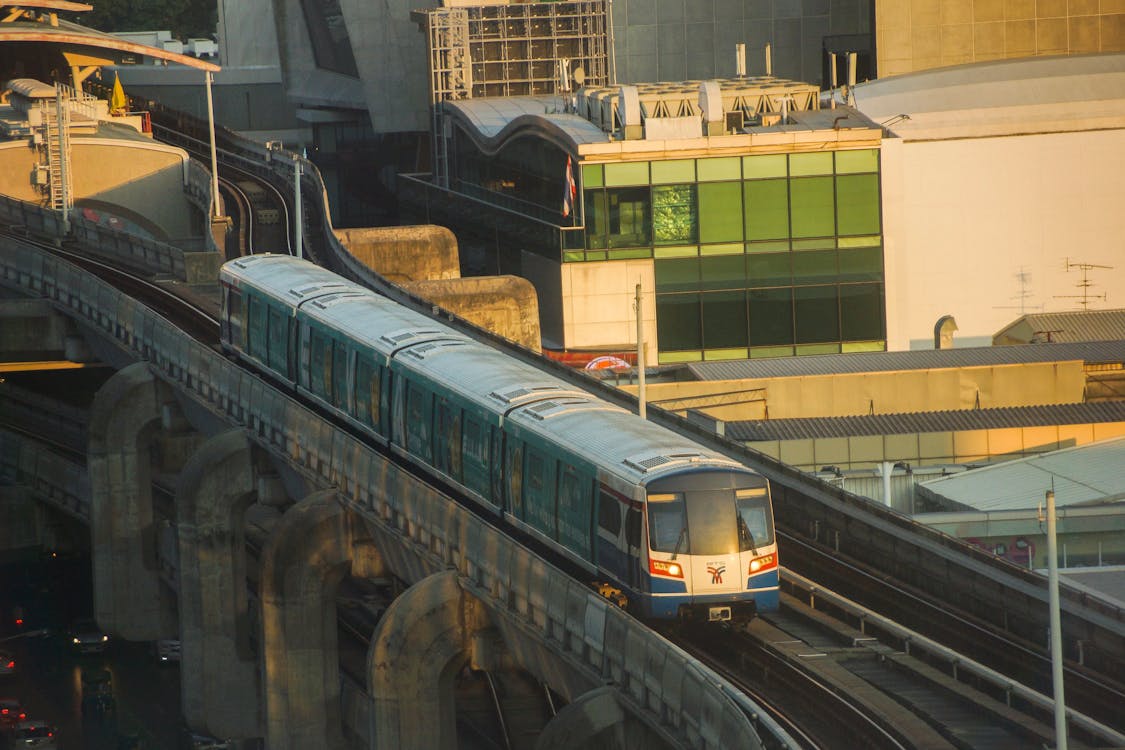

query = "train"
[218,254,779,622]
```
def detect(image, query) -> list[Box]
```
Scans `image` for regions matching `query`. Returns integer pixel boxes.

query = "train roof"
[396,333,597,414]
[506,399,746,486]
[221,255,362,303]
[300,291,470,358]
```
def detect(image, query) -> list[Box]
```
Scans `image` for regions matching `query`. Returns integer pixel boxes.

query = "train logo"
[707,564,726,584]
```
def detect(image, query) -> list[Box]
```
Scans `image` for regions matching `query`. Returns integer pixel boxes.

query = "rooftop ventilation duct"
[699,80,723,136]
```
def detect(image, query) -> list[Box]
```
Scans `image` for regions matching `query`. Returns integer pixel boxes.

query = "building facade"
[401,78,886,364]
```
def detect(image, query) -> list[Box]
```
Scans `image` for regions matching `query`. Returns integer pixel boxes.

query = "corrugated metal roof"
[444,97,609,149]
[994,309,1125,344]
[687,341,1125,381]
[726,401,1125,441]
[917,436,1125,512]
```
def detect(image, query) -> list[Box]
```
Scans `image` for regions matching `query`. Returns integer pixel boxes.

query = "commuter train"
[218,255,779,622]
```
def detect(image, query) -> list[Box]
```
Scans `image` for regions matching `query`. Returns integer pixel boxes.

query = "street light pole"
[205,70,221,218]
[293,154,303,259]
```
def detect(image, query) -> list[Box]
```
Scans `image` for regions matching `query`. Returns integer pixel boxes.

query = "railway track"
[780,531,1125,739]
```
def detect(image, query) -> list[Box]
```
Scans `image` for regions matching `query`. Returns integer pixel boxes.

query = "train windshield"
[647,476,774,556]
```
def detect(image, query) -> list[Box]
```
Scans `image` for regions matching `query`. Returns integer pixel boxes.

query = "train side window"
[355,357,380,430]
[247,295,268,360]
[309,329,330,399]
[625,507,641,549]
[448,406,461,479]
[598,490,621,536]
[332,341,349,409]
[406,383,432,461]
[267,306,289,375]
[225,287,242,347]
[506,441,523,517]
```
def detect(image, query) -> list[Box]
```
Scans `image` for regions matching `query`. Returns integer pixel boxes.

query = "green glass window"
[651,159,695,183]
[698,182,743,244]
[747,252,791,285]
[749,288,793,346]
[702,291,748,349]
[840,283,885,340]
[267,305,289,374]
[836,174,881,236]
[584,189,607,250]
[743,154,787,179]
[605,161,649,187]
[838,246,883,282]
[835,149,878,174]
[790,177,835,238]
[332,341,349,409]
[744,179,789,241]
[655,258,699,293]
[653,184,698,244]
[697,157,741,181]
[789,152,834,176]
[700,255,746,291]
[792,250,837,285]
[794,285,839,344]
[582,163,604,188]
[656,293,702,351]
[607,187,651,247]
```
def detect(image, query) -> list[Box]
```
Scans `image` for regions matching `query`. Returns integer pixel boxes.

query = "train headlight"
[748,554,776,574]
[649,559,684,578]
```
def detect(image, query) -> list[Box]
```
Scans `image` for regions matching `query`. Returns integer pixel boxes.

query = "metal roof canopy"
[1,1,220,73]
[687,340,1125,381]
[917,435,1125,514]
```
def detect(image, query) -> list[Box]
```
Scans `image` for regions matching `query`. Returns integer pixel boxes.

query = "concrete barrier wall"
[0,240,764,750]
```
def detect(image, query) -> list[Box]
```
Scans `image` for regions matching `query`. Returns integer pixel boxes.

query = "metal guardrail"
[782,568,1125,748]
[0,240,772,750]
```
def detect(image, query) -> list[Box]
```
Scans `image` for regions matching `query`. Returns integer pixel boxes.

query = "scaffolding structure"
[419,0,611,186]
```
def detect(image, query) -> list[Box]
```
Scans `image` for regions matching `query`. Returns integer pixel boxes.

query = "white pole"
[205,71,221,218]
[636,282,646,420]
[1046,490,1068,750]
[293,155,303,259]
[765,43,772,76]
[55,89,70,235]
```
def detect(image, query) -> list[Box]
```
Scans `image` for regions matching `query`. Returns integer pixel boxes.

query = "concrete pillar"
[369,570,492,750]
[534,686,643,750]
[87,363,178,640]
[175,429,262,738]
[260,490,383,750]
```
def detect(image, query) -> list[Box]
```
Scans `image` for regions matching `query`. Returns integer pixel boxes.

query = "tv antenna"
[993,266,1043,315]
[1054,258,1112,310]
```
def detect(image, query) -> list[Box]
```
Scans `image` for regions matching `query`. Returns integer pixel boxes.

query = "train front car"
[642,462,779,623]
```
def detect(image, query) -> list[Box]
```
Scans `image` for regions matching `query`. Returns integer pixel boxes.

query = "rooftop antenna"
[1055,257,1112,309]
[993,266,1043,315]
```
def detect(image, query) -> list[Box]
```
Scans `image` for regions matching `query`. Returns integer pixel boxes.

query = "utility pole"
[1045,490,1068,750]
[635,282,646,420]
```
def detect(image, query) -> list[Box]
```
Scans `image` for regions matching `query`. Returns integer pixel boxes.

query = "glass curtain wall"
[578,149,885,362]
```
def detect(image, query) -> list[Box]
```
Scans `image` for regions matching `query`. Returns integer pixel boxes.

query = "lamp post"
[1045,490,1068,750]
[635,282,646,419]
[205,71,221,218]
[293,154,303,259]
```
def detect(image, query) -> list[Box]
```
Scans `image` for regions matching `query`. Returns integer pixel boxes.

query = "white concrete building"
[853,53,1125,350]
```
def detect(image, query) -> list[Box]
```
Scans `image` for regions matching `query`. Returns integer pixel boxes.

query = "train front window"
[736,487,774,552]
[647,493,687,554]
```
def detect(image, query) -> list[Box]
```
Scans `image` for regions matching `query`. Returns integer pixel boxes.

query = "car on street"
[6,720,58,749]
[68,617,109,654]
[0,651,13,676]
[0,698,26,729]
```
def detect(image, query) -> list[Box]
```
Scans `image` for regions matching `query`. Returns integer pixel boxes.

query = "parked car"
[69,618,109,654]
[0,650,14,676]
[0,698,26,728]
[7,720,58,749]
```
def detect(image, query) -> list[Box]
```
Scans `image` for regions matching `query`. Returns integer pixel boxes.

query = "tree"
[76,0,217,41]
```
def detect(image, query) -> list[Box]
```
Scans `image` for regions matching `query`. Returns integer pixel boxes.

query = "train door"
[490,427,504,509]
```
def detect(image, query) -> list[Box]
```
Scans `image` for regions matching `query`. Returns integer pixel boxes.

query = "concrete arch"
[260,490,384,750]
[87,362,178,639]
[368,570,493,750]
[175,428,262,738]
[535,685,660,750]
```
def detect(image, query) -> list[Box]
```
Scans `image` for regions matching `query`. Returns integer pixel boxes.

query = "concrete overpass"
[0,235,773,750]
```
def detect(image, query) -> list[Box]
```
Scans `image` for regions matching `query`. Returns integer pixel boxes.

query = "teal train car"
[219,255,779,622]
